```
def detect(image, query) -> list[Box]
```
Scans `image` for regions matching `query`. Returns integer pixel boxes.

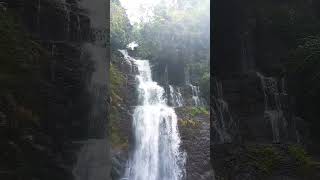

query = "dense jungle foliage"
[110,0,210,99]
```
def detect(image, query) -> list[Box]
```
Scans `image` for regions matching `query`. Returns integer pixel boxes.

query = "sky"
[119,0,178,25]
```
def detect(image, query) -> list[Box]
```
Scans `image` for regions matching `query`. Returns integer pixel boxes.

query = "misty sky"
[119,0,178,25]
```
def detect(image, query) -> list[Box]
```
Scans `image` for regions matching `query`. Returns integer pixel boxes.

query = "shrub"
[247,145,281,175]
[288,145,315,176]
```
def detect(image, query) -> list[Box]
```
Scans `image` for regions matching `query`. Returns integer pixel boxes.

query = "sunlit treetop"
[119,0,207,25]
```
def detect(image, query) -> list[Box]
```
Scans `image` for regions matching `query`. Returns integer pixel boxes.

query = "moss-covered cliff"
[0,1,108,179]
[212,0,320,179]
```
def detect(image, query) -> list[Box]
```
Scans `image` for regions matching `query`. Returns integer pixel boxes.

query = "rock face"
[176,107,214,180]
[212,143,320,180]
[211,0,319,179]
[110,50,139,179]
[212,72,298,144]
[0,0,109,180]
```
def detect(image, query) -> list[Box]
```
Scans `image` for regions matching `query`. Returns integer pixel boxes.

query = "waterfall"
[212,79,233,143]
[257,72,288,143]
[77,15,81,38]
[118,49,133,73]
[281,76,287,95]
[190,84,203,106]
[127,41,139,50]
[169,85,184,107]
[119,49,186,180]
[185,66,204,107]
[62,0,70,35]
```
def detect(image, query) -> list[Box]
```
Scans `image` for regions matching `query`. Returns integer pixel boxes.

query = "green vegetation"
[111,127,128,150]
[110,0,132,49]
[177,107,208,128]
[282,10,320,142]
[0,9,49,132]
[133,0,210,58]
[199,71,210,101]
[132,0,210,67]
[0,9,57,180]
[0,10,48,113]
[179,119,200,128]
[110,0,210,102]
[288,145,311,166]
[109,0,132,150]
[288,144,315,176]
[246,145,281,175]
[110,63,125,105]
[109,63,128,149]
[287,35,320,96]
[243,145,317,177]
[182,107,209,117]
[187,63,210,101]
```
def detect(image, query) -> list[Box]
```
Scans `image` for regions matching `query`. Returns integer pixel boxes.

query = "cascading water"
[77,14,81,38]
[169,85,184,107]
[127,41,139,50]
[257,72,288,143]
[190,84,203,106]
[280,76,287,95]
[118,49,133,73]
[212,79,233,143]
[62,0,71,35]
[185,67,203,107]
[119,49,186,180]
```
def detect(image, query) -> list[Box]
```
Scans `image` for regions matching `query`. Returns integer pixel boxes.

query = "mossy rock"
[179,119,201,128]
[242,145,282,176]
[180,107,209,118]
[109,62,128,150]
[288,144,317,177]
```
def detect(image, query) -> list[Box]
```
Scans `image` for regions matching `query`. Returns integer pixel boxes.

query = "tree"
[110,0,131,49]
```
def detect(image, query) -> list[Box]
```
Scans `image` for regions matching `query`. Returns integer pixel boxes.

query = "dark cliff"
[212,0,320,179]
[0,0,108,179]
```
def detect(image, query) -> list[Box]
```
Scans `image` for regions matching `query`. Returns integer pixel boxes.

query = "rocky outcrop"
[176,106,213,180]
[110,50,138,179]
[0,0,109,179]
[212,143,320,180]
[211,0,319,179]
[212,72,300,144]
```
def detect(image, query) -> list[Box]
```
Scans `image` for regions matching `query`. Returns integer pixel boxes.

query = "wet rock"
[176,107,214,180]
[1,1,107,180]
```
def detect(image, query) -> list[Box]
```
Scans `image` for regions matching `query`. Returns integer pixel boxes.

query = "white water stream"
[190,84,203,106]
[257,72,288,143]
[120,50,186,180]
[185,66,203,107]
[169,85,184,107]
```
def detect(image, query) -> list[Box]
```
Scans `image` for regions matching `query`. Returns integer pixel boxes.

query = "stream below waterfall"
[119,50,186,180]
